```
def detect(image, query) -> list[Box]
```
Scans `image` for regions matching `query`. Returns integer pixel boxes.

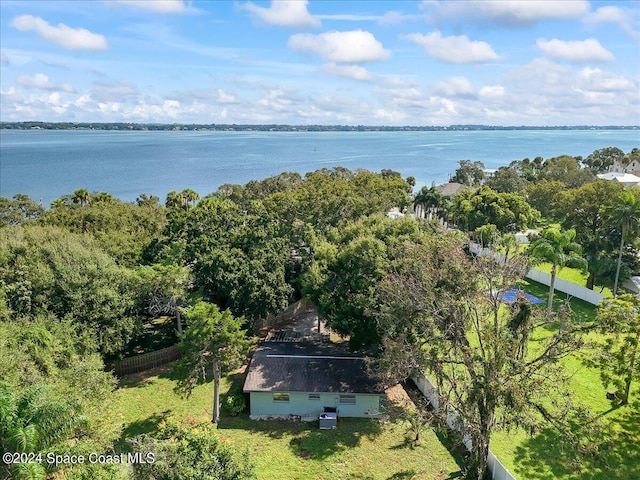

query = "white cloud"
[288,30,390,63]
[240,1,320,28]
[479,85,505,99]
[378,11,421,25]
[577,68,635,92]
[320,63,372,81]
[111,0,189,14]
[424,0,589,26]
[433,77,476,98]
[536,38,614,63]
[373,108,408,123]
[403,31,500,64]
[501,58,639,123]
[584,6,640,39]
[16,73,75,93]
[216,89,237,103]
[9,15,108,51]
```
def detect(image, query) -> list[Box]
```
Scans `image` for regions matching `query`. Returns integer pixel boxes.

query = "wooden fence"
[256,298,312,331]
[113,344,182,376]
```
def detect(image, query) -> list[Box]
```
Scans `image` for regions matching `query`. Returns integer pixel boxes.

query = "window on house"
[339,395,356,405]
[273,393,289,402]
[308,394,320,401]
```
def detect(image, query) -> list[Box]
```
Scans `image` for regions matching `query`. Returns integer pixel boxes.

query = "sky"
[1,0,639,126]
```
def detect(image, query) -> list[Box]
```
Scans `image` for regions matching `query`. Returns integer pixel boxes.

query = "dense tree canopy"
[448,186,540,233]
[303,215,439,349]
[583,147,625,173]
[554,181,625,290]
[1,151,638,479]
[0,226,139,355]
[451,160,485,186]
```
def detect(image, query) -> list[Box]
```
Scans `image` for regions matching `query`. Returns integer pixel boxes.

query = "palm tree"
[413,186,442,221]
[0,383,83,479]
[92,191,114,204]
[529,227,588,314]
[165,190,185,209]
[180,189,200,209]
[71,188,90,207]
[603,188,640,296]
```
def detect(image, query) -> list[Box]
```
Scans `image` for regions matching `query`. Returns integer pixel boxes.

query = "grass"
[534,262,613,298]
[112,281,638,480]
[490,279,640,480]
[112,369,464,480]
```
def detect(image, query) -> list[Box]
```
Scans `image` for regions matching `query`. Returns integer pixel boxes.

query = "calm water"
[1,129,638,206]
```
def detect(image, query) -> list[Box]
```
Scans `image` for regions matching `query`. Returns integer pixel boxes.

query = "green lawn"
[533,263,613,298]
[490,280,640,480]
[112,282,639,480]
[112,370,464,480]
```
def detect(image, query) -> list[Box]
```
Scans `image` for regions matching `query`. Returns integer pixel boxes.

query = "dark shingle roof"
[243,341,383,394]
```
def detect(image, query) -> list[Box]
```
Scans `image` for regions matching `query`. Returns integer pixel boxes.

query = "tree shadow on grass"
[386,471,417,479]
[512,403,640,480]
[116,412,168,450]
[116,365,176,388]
[218,414,383,460]
[287,418,383,460]
[400,380,468,474]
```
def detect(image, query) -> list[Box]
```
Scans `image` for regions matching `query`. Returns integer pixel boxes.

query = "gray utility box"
[319,407,337,429]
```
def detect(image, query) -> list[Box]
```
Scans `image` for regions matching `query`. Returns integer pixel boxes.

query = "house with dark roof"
[243,341,384,419]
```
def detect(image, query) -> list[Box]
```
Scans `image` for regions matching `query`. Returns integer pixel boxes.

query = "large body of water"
[1,129,638,206]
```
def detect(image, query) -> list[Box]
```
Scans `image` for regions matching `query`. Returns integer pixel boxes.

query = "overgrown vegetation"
[1,147,639,479]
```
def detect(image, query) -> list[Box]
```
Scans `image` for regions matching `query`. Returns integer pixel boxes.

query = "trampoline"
[498,288,545,305]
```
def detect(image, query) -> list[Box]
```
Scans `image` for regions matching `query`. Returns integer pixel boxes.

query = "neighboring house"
[243,341,384,419]
[610,158,640,177]
[623,276,640,297]
[436,182,471,197]
[386,207,405,219]
[596,172,640,188]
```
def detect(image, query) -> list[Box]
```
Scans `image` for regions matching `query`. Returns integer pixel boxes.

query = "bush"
[224,390,246,416]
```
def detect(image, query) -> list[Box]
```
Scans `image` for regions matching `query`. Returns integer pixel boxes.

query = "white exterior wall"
[249,391,381,418]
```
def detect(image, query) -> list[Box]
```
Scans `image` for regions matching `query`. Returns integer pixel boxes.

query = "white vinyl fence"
[468,243,604,306]
[524,268,604,305]
[412,372,517,480]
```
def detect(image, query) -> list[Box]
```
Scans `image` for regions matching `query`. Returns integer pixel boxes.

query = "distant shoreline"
[1,122,638,132]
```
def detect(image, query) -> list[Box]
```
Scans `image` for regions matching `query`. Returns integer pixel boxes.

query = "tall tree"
[485,166,527,193]
[451,160,485,186]
[582,147,625,173]
[555,180,624,290]
[602,188,640,296]
[0,226,139,355]
[0,195,44,227]
[375,238,593,480]
[180,189,200,209]
[302,215,432,349]
[529,228,587,314]
[590,294,640,404]
[71,188,91,207]
[413,186,443,221]
[538,155,595,188]
[173,301,256,424]
[448,187,540,233]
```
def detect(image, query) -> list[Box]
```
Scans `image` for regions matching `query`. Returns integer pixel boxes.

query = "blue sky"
[1,0,639,126]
